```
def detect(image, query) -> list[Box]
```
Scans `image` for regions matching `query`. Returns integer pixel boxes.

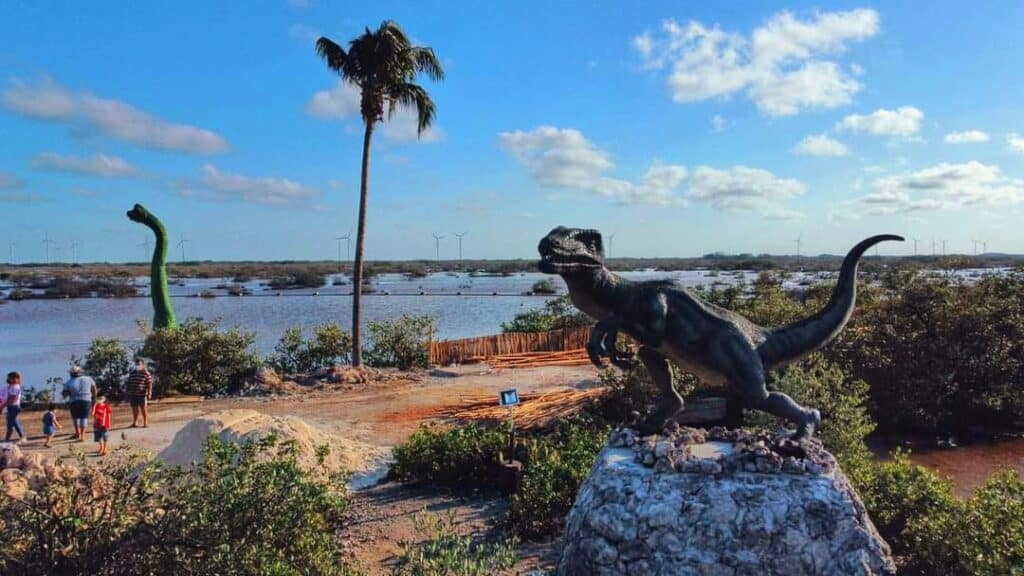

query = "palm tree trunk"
[351,119,374,366]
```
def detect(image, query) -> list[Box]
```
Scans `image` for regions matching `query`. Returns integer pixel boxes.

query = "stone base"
[558,428,895,576]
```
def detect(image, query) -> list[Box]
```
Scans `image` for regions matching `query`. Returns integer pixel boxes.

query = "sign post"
[498,389,519,462]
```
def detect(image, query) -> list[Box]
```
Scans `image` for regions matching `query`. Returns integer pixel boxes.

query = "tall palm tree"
[316,21,443,366]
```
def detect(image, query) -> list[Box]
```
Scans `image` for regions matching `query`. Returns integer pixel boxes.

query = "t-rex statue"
[127,204,178,330]
[538,226,903,439]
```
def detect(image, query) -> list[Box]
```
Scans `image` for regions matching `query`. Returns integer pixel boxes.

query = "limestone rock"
[0,442,23,469]
[559,429,895,576]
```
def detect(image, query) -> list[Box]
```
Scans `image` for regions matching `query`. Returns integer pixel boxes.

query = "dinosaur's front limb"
[634,347,684,436]
[587,317,635,370]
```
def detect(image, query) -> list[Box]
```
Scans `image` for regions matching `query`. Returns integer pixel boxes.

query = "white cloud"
[793,134,849,156]
[633,9,879,116]
[1008,133,1024,154]
[306,80,361,119]
[710,114,729,132]
[306,81,440,143]
[0,172,24,189]
[199,164,318,205]
[32,152,140,177]
[498,125,804,215]
[842,160,1024,217]
[687,165,805,212]
[2,78,227,154]
[836,106,923,137]
[287,23,320,44]
[944,130,989,144]
[380,107,441,143]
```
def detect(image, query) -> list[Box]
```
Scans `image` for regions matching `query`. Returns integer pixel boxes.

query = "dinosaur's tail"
[757,234,904,369]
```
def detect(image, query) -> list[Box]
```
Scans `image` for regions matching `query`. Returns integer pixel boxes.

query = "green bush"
[393,511,518,576]
[831,270,1024,435]
[507,420,607,539]
[138,318,260,396]
[268,324,352,374]
[907,469,1024,575]
[0,436,353,576]
[530,278,558,295]
[854,450,956,570]
[500,296,591,333]
[73,337,131,398]
[390,424,508,487]
[364,314,436,370]
[390,419,608,540]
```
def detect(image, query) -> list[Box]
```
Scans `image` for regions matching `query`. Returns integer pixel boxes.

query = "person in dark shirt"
[127,357,154,428]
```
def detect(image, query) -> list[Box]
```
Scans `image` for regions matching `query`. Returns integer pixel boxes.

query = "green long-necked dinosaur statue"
[538,226,903,439]
[127,204,177,329]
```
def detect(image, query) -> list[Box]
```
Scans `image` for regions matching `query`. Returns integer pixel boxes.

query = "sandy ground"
[11,364,596,574]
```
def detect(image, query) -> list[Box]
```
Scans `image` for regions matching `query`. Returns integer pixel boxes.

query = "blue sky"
[2,1,1023,262]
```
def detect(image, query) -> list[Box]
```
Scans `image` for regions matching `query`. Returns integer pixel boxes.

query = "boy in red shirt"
[91,395,113,456]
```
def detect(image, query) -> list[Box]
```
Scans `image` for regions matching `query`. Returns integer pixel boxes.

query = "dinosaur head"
[126,204,152,223]
[538,226,605,274]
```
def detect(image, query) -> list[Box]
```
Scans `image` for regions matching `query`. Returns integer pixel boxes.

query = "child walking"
[91,395,113,456]
[41,403,62,447]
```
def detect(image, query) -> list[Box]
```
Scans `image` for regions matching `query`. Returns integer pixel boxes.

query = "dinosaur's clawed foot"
[791,409,821,441]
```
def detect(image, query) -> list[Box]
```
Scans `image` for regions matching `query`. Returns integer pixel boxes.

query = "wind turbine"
[337,233,351,261]
[910,237,919,256]
[7,242,14,264]
[177,239,190,263]
[138,238,152,262]
[432,233,445,262]
[607,232,617,259]
[70,240,80,264]
[454,231,468,260]
[931,239,937,256]
[941,239,947,256]
[41,233,55,264]
[794,233,802,258]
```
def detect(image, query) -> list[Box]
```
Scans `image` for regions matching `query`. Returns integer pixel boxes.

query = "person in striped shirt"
[127,357,153,428]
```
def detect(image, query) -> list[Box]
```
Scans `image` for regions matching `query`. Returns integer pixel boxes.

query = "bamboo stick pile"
[436,388,605,429]
[429,326,591,365]
[482,348,594,369]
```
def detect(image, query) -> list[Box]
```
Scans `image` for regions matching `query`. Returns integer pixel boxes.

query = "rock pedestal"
[558,427,895,576]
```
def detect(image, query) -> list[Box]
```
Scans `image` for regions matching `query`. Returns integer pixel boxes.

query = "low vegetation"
[393,511,518,576]
[500,296,591,333]
[137,318,260,396]
[0,435,353,576]
[364,314,436,370]
[73,337,131,398]
[267,323,352,374]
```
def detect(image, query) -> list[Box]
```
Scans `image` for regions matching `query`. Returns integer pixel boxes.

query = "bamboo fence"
[429,326,591,366]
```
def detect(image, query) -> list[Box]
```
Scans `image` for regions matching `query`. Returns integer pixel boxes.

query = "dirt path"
[11,364,595,574]
[17,365,595,459]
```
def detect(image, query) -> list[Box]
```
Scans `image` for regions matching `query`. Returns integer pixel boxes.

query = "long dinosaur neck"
[142,215,177,330]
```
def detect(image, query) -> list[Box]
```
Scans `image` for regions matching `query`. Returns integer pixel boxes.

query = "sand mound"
[158,409,385,475]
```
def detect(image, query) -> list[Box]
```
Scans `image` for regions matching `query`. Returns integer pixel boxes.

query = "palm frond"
[409,47,445,82]
[314,37,347,71]
[389,82,435,136]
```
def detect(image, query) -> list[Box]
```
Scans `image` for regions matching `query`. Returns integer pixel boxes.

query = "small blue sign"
[499,389,520,406]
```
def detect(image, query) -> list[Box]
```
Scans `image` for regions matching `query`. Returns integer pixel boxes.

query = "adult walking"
[3,372,25,442]
[127,357,153,427]
[63,365,96,442]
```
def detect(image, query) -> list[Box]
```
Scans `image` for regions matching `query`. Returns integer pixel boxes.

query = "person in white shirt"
[3,372,25,442]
